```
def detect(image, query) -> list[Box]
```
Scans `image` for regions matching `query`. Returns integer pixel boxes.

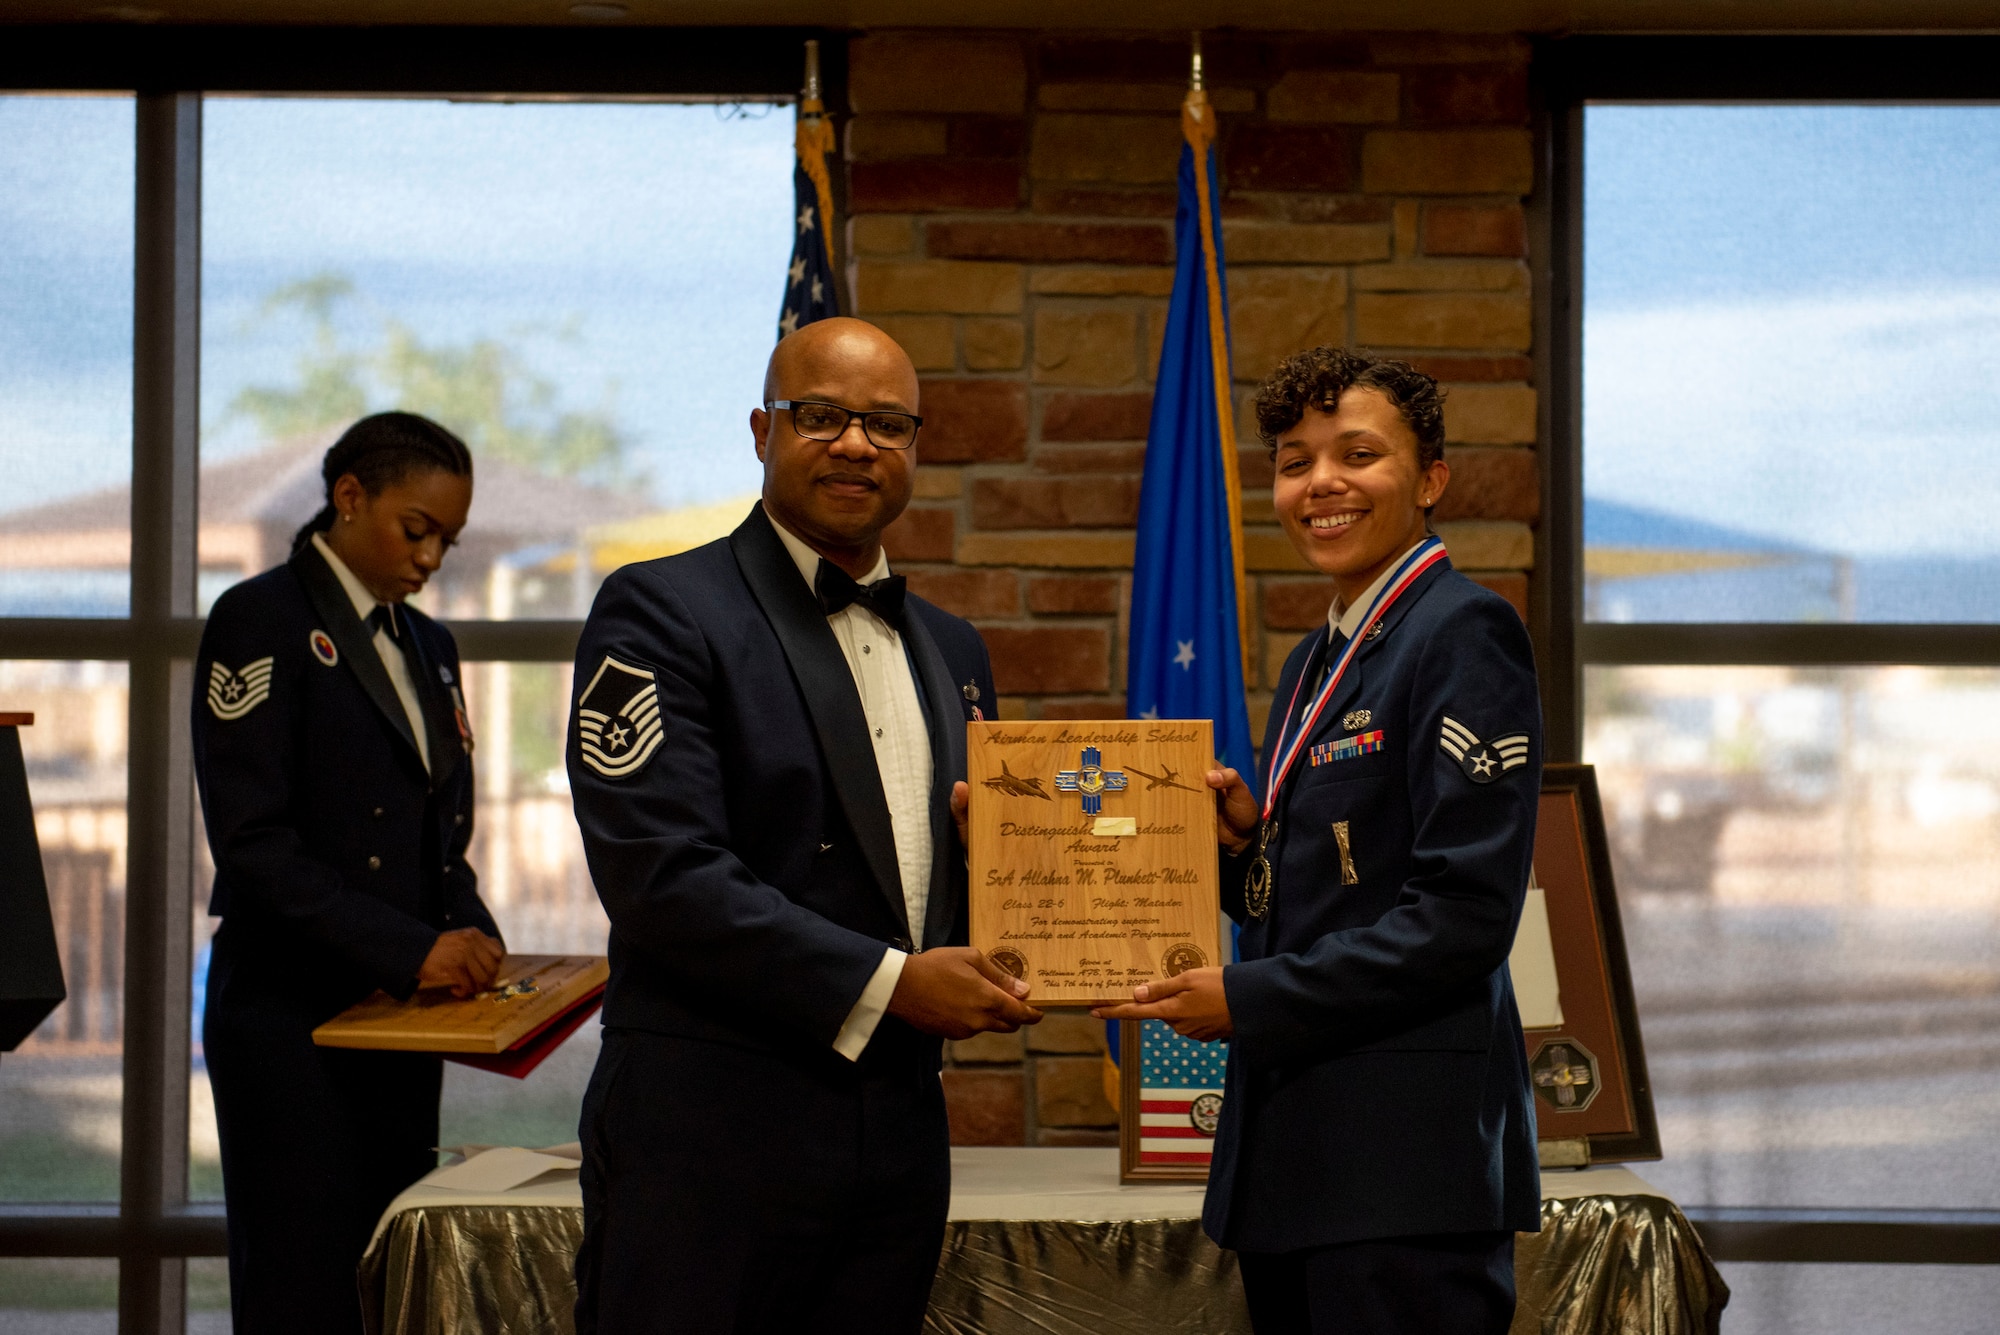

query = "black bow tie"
[815,560,907,629]
[367,604,400,642]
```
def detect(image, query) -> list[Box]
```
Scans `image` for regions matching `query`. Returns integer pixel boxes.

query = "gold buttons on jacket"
[367,855,382,871]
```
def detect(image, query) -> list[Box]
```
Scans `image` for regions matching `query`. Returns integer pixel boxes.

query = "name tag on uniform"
[1310,729,1385,766]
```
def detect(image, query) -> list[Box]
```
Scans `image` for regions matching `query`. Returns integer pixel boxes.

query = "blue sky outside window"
[1585,106,2000,623]
[0,96,794,619]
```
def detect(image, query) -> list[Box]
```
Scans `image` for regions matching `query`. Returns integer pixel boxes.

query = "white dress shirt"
[1326,537,1425,645]
[768,518,935,1061]
[312,532,431,774]
[1298,538,1427,722]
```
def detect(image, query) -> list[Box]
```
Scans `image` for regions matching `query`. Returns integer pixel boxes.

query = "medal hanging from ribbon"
[1244,537,1449,919]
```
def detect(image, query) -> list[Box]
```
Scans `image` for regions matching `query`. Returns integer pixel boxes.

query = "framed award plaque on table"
[1114,761,1660,1181]
[1519,763,1661,1165]
[966,720,1221,1008]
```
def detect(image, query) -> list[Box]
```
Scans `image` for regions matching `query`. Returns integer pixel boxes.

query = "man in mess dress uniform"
[1099,348,1542,1334]
[567,318,1042,1335]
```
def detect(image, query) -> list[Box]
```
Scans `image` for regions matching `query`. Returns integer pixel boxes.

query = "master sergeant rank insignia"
[1439,716,1529,784]
[207,658,274,721]
[577,655,665,780]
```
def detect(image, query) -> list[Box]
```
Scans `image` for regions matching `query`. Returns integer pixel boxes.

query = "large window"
[1585,107,2000,625]
[0,663,128,1204]
[1588,664,2000,1208]
[1582,102,2000,1215]
[1555,41,2000,1319]
[0,30,812,1330]
[0,96,134,617]
[198,99,789,618]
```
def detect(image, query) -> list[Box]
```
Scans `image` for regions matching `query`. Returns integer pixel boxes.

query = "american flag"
[1137,1018,1227,1168]
[778,74,839,341]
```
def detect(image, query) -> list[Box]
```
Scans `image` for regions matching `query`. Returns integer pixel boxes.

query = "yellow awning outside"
[1585,547,1792,581]
[532,495,761,576]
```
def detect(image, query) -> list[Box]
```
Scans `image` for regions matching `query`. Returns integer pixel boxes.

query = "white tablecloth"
[373,1144,1663,1245]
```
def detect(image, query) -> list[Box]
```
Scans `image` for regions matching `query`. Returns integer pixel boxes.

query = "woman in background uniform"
[192,411,505,1334]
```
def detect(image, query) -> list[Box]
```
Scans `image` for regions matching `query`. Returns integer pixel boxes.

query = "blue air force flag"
[1125,89,1255,786]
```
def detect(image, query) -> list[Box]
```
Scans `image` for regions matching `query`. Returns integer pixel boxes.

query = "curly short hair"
[1253,347,1446,469]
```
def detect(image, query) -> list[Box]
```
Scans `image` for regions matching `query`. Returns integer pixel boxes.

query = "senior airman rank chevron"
[577,655,665,780]
[1439,716,1529,784]
[1310,729,1385,767]
[206,657,273,721]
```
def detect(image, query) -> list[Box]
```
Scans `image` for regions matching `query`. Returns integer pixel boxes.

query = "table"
[359,1149,1727,1335]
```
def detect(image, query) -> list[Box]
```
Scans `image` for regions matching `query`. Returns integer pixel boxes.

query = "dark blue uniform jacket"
[1207,557,1542,1254]
[566,503,995,1071]
[192,542,497,1015]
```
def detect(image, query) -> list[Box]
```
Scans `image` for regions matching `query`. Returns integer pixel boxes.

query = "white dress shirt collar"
[312,531,387,622]
[311,531,431,773]
[1327,537,1427,642]
[765,508,927,1064]
[768,511,893,592]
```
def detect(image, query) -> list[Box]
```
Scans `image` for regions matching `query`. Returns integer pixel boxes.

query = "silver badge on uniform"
[1343,709,1371,732]
[1438,716,1528,784]
[206,657,274,721]
[577,655,665,779]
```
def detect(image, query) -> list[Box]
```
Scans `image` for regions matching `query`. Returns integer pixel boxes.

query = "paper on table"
[440,1143,581,1164]
[426,1146,581,1193]
[1509,876,1565,1029]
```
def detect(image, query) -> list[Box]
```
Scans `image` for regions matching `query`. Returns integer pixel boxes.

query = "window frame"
[1537,32,2000,1268]
[0,27,842,1333]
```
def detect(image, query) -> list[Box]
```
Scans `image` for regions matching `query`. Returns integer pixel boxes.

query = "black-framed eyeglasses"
[770,399,923,450]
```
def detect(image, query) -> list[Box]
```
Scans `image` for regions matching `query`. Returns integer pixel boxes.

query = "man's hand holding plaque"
[888,947,1040,1039]
[967,720,1222,1006]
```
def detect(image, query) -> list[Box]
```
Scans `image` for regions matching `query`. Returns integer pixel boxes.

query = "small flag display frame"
[1119,1018,1227,1182]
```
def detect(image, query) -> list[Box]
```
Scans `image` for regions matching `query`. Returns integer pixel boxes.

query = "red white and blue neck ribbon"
[1260,536,1449,822]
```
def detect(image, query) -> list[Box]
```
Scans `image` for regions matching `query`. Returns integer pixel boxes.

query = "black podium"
[0,713,65,1055]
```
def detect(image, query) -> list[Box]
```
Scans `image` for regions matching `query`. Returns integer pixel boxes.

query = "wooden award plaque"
[967,720,1220,1007]
[311,954,608,1055]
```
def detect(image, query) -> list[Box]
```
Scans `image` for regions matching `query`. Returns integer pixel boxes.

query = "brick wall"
[844,30,1538,1145]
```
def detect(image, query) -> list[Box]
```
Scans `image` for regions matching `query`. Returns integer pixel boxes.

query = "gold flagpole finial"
[1189,31,1204,92]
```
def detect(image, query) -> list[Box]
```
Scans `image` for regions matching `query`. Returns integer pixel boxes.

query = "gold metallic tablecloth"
[360,1191,1725,1335]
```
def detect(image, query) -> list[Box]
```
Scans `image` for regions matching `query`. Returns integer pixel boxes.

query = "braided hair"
[290,412,474,555]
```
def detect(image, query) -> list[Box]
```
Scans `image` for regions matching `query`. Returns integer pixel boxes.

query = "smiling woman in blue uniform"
[192,412,505,1335]
[1097,351,1542,1335]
